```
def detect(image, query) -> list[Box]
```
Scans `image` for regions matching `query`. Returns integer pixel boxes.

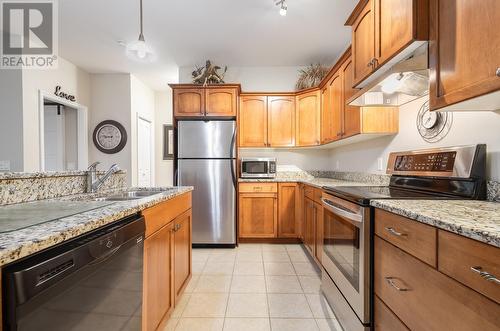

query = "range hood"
[348,43,429,107]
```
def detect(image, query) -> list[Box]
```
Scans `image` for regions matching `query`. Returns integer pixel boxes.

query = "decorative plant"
[192,60,228,86]
[296,63,330,90]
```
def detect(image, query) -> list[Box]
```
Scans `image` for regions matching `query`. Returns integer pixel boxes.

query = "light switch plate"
[335,160,340,170]
[0,160,11,171]
[377,158,384,171]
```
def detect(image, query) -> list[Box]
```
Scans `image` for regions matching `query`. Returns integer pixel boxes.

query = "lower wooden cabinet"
[143,222,175,331]
[303,198,316,255]
[239,192,278,238]
[373,295,409,331]
[278,183,300,238]
[142,193,192,331]
[314,201,323,263]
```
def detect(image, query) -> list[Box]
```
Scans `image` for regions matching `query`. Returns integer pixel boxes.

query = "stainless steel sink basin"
[93,190,163,201]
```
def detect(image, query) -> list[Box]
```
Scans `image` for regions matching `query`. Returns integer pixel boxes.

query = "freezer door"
[178,159,236,244]
[178,120,236,159]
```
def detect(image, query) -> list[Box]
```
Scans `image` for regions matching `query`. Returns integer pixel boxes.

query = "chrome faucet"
[87,162,120,193]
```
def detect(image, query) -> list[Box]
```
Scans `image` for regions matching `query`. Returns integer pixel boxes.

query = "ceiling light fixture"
[275,0,287,16]
[126,0,155,62]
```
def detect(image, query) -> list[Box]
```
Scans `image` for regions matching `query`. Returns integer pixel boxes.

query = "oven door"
[241,160,269,177]
[321,193,370,325]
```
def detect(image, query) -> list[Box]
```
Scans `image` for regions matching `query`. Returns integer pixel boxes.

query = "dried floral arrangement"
[295,63,330,90]
[192,60,228,86]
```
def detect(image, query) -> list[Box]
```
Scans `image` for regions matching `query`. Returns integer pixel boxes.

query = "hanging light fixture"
[275,0,287,16]
[126,0,155,62]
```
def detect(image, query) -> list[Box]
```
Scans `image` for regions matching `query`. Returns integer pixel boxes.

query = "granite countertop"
[0,170,127,180]
[371,199,500,248]
[238,177,376,189]
[0,186,193,267]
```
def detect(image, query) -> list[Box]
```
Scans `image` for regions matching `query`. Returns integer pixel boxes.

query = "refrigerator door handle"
[230,127,237,188]
[174,168,179,186]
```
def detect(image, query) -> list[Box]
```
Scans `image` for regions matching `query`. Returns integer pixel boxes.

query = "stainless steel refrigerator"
[176,120,237,246]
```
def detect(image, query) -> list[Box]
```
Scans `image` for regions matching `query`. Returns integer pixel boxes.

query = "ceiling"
[59,0,357,90]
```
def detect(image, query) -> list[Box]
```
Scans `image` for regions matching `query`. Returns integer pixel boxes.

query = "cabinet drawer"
[304,185,314,200]
[239,182,277,193]
[374,209,437,266]
[374,236,500,331]
[374,295,408,331]
[143,192,192,237]
[438,230,500,304]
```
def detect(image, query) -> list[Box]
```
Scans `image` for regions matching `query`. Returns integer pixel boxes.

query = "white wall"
[329,96,500,181]
[0,69,24,171]
[21,57,91,171]
[155,89,175,186]
[179,66,306,92]
[89,74,132,183]
[130,75,156,186]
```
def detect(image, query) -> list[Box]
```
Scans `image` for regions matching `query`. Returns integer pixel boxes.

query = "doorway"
[137,116,152,187]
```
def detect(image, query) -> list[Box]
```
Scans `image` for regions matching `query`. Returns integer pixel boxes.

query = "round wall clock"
[416,100,453,143]
[93,120,127,154]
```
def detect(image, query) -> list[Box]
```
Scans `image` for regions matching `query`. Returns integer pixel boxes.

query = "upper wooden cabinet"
[171,84,239,118]
[346,0,428,87]
[268,96,296,147]
[328,72,344,141]
[429,0,500,111]
[239,95,268,147]
[341,57,361,138]
[296,90,321,146]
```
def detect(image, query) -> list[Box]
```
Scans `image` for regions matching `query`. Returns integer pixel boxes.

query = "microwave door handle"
[321,198,363,224]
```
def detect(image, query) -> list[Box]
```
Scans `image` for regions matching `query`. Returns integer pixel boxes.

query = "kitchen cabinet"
[327,72,344,141]
[268,96,296,147]
[429,0,500,111]
[341,57,361,137]
[143,222,174,331]
[303,186,324,263]
[239,95,268,147]
[303,198,316,256]
[346,0,428,87]
[278,183,299,238]
[374,208,500,330]
[314,201,323,263]
[238,183,278,238]
[320,84,334,144]
[173,209,192,303]
[171,84,239,118]
[142,192,192,331]
[296,90,321,146]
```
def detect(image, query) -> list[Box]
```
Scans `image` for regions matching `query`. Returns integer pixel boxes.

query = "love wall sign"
[54,86,76,102]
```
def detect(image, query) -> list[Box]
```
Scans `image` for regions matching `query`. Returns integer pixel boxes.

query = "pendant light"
[275,0,287,16]
[126,0,155,62]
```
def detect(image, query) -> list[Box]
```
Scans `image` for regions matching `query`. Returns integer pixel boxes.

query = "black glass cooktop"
[322,185,454,206]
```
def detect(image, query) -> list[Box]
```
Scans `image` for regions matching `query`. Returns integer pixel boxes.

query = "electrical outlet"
[377,157,384,171]
[335,160,340,170]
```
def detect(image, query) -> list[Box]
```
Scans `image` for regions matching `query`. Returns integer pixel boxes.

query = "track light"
[275,0,287,16]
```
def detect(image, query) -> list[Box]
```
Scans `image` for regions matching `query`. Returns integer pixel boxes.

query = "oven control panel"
[394,151,456,172]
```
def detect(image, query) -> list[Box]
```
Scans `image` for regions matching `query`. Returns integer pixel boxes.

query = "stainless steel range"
[320,145,487,331]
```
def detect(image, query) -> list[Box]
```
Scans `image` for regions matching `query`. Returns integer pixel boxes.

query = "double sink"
[93,190,164,201]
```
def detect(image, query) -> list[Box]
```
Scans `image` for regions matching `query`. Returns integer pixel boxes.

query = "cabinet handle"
[496,68,500,77]
[470,266,500,285]
[385,227,407,237]
[172,224,182,232]
[367,60,373,68]
[385,277,410,291]
[372,58,378,67]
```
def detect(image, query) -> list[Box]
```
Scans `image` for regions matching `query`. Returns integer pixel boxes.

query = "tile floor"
[164,244,343,331]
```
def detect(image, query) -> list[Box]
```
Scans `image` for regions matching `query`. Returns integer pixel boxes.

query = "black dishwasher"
[2,214,145,331]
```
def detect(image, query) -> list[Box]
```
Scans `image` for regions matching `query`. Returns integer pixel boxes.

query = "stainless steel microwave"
[240,158,276,178]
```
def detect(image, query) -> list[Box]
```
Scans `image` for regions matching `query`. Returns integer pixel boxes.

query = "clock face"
[93,120,127,154]
[422,111,438,129]
[416,101,453,143]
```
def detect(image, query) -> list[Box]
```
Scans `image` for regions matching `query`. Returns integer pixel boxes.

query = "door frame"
[38,90,88,171]
[137,114,154,187]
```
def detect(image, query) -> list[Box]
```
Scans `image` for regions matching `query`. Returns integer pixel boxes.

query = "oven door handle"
[321,198,363,224]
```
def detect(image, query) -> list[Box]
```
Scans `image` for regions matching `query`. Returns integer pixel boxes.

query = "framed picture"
[163,125,174,160]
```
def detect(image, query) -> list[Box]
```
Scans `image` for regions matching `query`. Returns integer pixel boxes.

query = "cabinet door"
[143,222,174,331]
[329,73,344,140]
[296,90,321,146]
[278,183,299,238]
[239,193,277,238]
[314,202,323,264]
[320,84,334,144]
[429,0,500,110]
[268,96,295,147]
[351,0,376,87]
[239,96,268,147]
[173,209,192,303]
[375,0,415,65]
[341,57,361,138]
[205,88,237,116]
[173,88,205,117]
[304,198,316,256]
